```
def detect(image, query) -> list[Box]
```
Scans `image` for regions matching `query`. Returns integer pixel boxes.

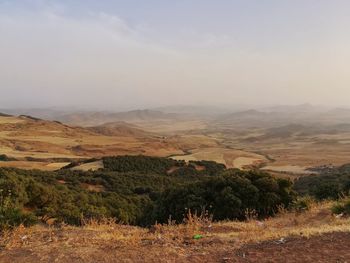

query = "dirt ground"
[235,232,350,263]
[0,231,349,263]
[0,202,349,263]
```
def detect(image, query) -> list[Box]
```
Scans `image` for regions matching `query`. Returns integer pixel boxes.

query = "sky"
[1,0,350,110]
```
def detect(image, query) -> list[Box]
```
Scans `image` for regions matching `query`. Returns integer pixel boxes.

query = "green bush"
[332,198,350,215]
[291,196,313,212]
[0,156,297,227]
[294,164,350,200]
[188,160,226,176]
[0,190,37,230]
[312,182,341,200]
[0,154,16,162]
[102,155,184,174]
[152,170,296,223]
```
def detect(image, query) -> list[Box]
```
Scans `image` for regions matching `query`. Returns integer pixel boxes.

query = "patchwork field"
[0,161,70,171]
[261,165,316,175]
[211,126,350,176]
[71,160,104,171]
[172,147,267,169]
[0,115,219,170]
[1,108,350,176]
[0,115,184,159]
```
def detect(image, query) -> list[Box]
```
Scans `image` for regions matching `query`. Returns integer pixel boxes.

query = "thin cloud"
[0,2,350,109]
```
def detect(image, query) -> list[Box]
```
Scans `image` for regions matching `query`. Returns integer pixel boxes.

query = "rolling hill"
[86,121,153,137]
[212,106,350,129]
[54,109,182,126]
[0,114,191,170]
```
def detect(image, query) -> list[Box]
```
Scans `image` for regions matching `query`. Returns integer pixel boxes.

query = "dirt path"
[1,232,349,263]
[233,232,350,263]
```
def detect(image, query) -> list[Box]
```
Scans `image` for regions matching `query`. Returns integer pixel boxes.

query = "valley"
[1,105,350,176]
[3,2,350,261]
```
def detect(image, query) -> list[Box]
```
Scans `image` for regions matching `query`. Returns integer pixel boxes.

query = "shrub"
[0,156,297,227]
[291,196,313,212]
[0,190,37,230]
[332,198,350,215]
[188,160,226,176]
[0,154,16,162]
[102,155,183,174]
[312,182,341,200]
[293,164,350,200]
[152,170,296,223]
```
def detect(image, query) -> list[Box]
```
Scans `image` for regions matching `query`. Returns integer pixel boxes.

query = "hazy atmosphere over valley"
[1,1,350,263]
[1,0,350,109]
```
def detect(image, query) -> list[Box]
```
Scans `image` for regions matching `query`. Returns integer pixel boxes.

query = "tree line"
[4,155,348,230]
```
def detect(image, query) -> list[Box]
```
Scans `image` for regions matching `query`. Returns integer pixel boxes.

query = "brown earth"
[0,115,218,167]
[2,232,349,263]
[235,232,350,263]
[0,202,349,263]
[2,113,350,174]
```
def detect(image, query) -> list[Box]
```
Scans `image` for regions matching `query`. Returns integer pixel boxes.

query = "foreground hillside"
[1,202,349,263]
[1,156,350,262]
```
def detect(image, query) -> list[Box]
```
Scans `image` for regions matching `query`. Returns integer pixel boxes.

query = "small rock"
[275,237,286,244]
[335,213,344,219]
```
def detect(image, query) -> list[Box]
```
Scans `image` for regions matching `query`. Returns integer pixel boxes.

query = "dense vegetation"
[0,156,296,230]
[153,169,295,223]
[294,164,350,200]
[102,155,185,173]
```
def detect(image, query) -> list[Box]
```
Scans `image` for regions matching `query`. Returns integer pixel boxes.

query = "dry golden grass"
[233,157,262,169]
[0,161,70,171]
[236,134,350,168]
[133,120,208,134]
[71,160,104,171]
[172,147,266,168]
[0,117,25,124]
[3,114,350,174]
[261,164,316,175]
[213,201,350,244]
[0,201,349,263]
[0,116,206,169]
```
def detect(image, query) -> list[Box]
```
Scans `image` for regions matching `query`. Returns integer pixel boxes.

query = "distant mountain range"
[213,105,350,129]
[86,121,153,137]
[2,104,350,129]
[55,110,183,126]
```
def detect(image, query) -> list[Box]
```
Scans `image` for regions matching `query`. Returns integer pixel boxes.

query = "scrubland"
[1,201,349,262]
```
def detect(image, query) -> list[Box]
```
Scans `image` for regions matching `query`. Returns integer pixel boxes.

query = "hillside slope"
[0,202,348,263]
[55,109,182,126]
[86,121,152,137]
[0,115,190,168]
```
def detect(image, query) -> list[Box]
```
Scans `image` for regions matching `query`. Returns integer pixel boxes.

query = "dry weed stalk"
[244,208,258,221]
[147,209,213,244]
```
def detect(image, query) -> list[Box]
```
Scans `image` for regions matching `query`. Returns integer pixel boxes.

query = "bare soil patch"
[71,160,104,171]
[0,161,69,171]
[234,232,350,263]
[172,148,266,168]
[261,165,316,175]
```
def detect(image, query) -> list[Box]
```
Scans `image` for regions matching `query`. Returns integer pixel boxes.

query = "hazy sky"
[1,0,350,109]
